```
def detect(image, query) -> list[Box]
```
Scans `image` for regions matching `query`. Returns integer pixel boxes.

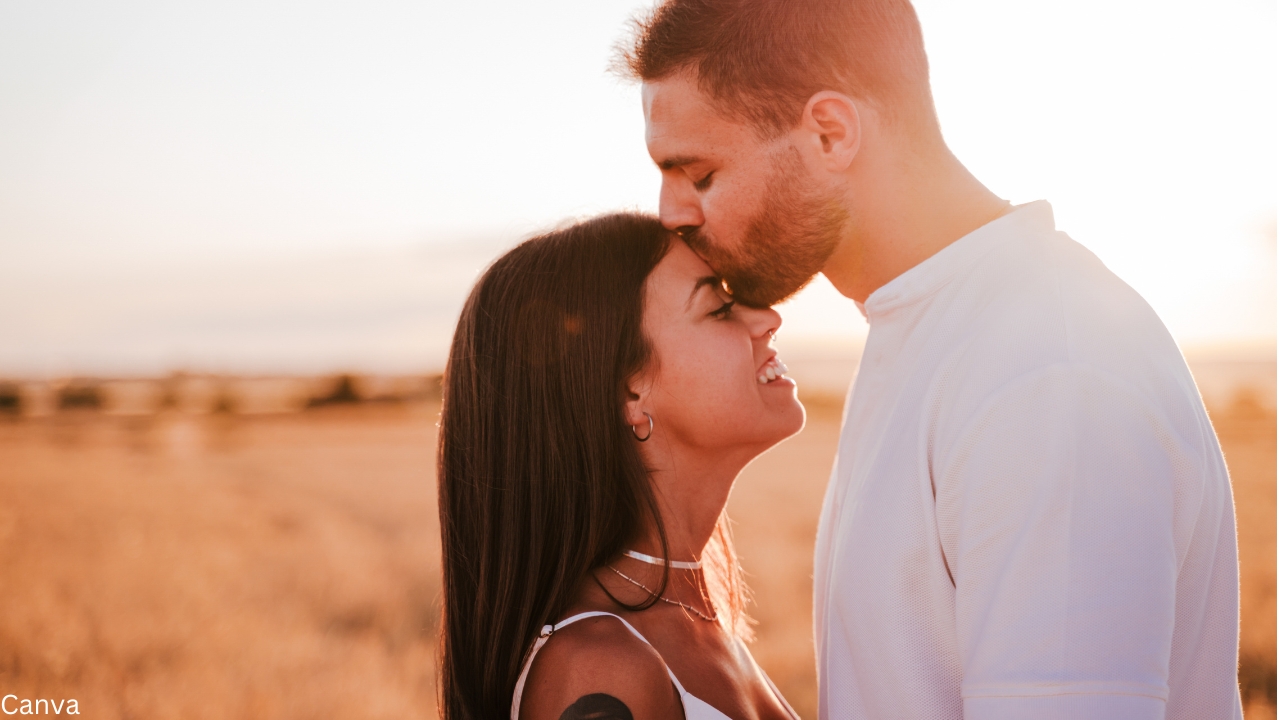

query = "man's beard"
[682,146,847,308]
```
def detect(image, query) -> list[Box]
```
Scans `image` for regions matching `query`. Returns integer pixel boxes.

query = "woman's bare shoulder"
[519,614,683,720]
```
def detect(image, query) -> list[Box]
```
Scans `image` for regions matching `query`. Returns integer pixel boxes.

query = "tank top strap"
[510,611,689,720]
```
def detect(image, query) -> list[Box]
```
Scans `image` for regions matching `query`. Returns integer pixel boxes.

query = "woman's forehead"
[661,239,715,279]
[646,240,722,319]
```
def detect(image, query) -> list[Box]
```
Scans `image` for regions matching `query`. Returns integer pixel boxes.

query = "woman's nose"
[741,305,782,340]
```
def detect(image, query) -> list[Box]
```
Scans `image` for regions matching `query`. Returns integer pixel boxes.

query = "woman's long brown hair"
[437,213,749,719]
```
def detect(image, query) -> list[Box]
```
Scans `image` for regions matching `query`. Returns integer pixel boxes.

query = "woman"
[438,213,803,720]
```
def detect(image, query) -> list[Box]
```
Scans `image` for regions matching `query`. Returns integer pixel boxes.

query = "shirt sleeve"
[934,362,1194,720]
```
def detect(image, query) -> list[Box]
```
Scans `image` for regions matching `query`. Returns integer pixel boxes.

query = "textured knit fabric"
[812,201,1242,720]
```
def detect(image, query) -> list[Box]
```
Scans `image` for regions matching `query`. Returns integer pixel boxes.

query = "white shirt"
[813,202,1242,720]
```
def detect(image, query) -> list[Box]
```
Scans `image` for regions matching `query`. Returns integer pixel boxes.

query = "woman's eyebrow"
[686,275,721,309]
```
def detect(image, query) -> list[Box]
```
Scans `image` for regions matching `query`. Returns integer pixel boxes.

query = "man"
[620,1,1243,718]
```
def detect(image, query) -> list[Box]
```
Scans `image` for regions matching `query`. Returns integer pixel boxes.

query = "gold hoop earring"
[632,412,653,442]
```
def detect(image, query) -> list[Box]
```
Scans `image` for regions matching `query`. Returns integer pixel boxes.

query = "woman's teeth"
[757,357,791,385]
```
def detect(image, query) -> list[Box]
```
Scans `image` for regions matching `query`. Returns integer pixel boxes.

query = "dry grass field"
[0,380,1272,718]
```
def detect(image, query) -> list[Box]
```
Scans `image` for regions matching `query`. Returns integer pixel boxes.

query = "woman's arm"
[520,616,684,720]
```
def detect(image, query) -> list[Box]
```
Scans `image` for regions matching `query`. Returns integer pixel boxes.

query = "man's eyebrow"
[687,275,721,309]
[658,155,702,171]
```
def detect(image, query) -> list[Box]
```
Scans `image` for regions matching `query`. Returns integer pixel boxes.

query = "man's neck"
[822,137,1011,304]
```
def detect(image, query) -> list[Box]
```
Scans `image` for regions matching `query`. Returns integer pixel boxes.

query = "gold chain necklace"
[606,565,718,623]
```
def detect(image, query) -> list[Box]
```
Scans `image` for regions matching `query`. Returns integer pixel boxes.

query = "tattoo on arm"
[558,693,635,720]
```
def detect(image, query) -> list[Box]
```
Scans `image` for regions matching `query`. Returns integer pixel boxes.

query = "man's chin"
[725,271,819,309]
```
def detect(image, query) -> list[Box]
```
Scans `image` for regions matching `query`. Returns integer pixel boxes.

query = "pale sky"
[0,0,1275,376]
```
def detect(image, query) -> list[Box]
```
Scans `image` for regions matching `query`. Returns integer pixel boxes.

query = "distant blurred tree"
[0,383,19,414]
[309,375,361,407]
[58,382,101,410]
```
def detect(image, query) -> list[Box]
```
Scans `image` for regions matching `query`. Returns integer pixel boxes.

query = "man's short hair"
[618,0,935,136]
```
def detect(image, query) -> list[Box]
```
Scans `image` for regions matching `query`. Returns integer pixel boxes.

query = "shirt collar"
[856,200,1056,320]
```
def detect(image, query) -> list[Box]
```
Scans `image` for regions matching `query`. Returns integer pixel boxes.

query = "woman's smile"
[756,355,792,386]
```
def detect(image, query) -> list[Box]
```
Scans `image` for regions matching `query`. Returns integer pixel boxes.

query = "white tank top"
[509,611,797,720]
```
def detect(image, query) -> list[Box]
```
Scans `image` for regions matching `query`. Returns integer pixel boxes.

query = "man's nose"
[658,178,705,232]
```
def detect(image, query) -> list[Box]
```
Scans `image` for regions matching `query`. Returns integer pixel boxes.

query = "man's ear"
[799,91,861,171]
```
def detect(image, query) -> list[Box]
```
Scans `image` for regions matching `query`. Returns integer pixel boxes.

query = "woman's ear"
[623,372,652,429]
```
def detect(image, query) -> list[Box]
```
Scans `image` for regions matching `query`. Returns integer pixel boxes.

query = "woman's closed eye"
[710,299,735,319]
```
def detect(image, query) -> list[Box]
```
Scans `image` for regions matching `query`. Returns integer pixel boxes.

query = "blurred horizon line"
[1,347,1273,420]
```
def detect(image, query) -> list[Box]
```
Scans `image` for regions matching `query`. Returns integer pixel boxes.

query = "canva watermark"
[1,696,79,715]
